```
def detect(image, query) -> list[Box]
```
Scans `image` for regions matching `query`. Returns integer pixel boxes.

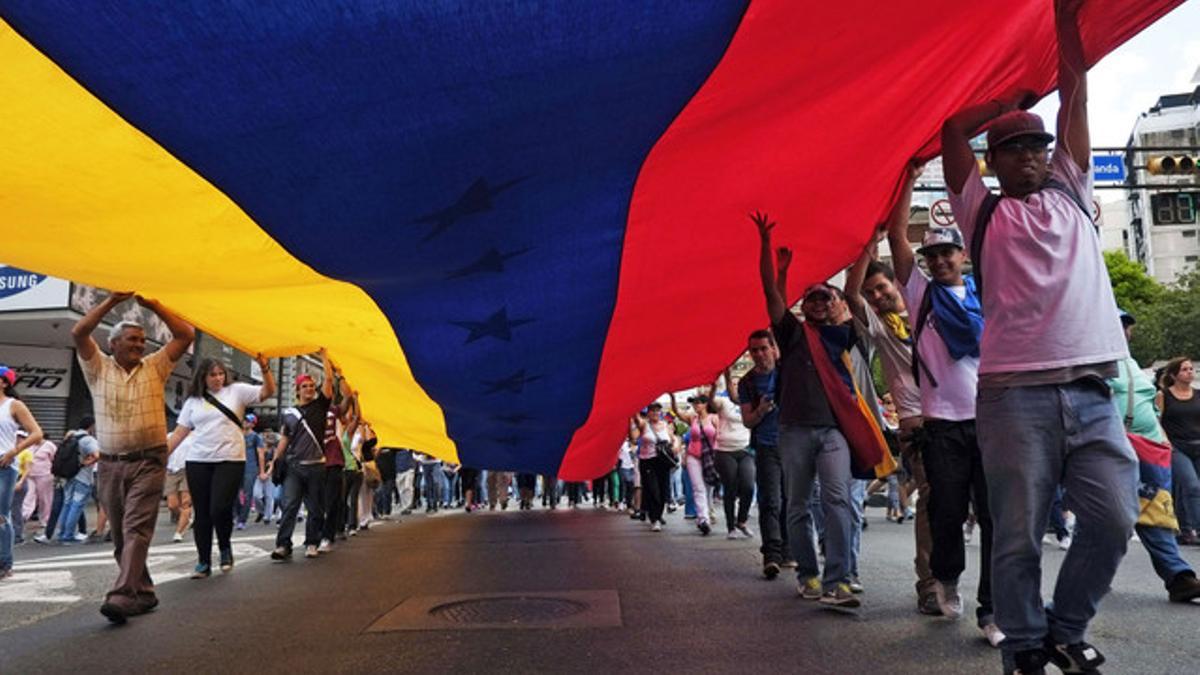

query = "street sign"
[1092,155,1126,182]
[930,199,955,226]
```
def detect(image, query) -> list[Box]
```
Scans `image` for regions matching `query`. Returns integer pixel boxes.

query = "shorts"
[163,469,189,496]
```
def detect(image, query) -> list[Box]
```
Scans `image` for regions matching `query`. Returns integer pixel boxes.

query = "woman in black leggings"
[712,370,756,539]
[631,403,677,532]
[168,356,274,577]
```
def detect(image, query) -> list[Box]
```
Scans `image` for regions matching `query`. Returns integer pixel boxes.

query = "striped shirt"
[78,348,176,454]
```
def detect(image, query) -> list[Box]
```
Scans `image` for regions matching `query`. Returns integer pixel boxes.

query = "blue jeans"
[421,463,443,507]
[0,465,17,571]
[276,463,324,549]
[754,444,789,564]
[779,424,854,591]
[977,380,1138,656]
[1171,449,1200,531]
[237,464,259,525]
[57,478,92,541]
[681,463,696,517]
[849,479,866,579]
[1136,524,1193,586]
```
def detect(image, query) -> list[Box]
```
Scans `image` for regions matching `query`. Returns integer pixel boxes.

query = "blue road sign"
[1093,155,1126,182]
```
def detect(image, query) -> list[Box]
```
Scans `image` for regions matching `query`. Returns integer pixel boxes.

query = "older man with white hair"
[72,291,193,624]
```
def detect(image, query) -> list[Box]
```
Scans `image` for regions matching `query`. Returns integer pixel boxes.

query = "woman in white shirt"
[631,403,677,532]
[168,356,274,577]
[714,371,757,540]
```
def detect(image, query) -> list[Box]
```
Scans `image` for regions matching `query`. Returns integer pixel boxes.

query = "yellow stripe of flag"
[0,21,457,462]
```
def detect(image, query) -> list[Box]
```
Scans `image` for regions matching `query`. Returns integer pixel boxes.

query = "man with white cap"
[887,215,1001,647]
[941,1,1136,672]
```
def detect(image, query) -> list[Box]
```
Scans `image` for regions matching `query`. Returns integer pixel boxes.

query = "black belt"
[100,446,167,462]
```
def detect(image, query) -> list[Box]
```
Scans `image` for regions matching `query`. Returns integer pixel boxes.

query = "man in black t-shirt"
[272,349,335,561]
[751,211,859,608]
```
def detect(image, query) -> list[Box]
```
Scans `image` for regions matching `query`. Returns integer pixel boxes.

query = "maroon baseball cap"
[987,110,1054,150]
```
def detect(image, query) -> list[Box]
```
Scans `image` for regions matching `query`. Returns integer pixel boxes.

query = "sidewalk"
[3,506,1199,673]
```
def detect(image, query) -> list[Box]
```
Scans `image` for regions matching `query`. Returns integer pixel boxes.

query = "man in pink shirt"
[941,1,1137,673]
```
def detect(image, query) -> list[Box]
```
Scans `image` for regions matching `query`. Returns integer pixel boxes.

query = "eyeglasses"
[995,141,1049,155]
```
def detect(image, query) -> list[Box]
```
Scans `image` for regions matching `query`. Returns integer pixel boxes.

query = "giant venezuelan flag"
[0,1,1184,478]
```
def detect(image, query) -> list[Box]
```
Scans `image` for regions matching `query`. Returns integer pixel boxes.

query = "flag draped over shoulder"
[803,324,897,480]
[0,1,1185,478]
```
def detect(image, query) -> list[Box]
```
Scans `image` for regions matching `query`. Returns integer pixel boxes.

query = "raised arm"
[71,291,133,361]
[774,246,792,304]
[319,347,335,400]
[668,392,692,424]
[845,232,881,314]
[751,211,786,324]
[885,163,922,285]
[256,354,277,402]
[723,367,739,405]
[1055,0,1089,172]
[137,296,195,363]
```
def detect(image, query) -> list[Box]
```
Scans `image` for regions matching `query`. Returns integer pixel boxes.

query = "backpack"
[969,177,1091,299]
[51,433,83,479]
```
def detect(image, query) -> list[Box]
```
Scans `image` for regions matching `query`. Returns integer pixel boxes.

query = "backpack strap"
[969,192,1003,300]
[203,391,243,429]
[1044,177,1093,224]
[909,285,940,389]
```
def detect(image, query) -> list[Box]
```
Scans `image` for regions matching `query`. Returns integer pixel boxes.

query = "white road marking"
[0,571,80,604]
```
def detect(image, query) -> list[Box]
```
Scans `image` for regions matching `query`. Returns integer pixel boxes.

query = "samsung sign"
[0,265,69,311]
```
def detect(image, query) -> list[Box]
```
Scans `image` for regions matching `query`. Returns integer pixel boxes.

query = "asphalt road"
[3,502,1199,674]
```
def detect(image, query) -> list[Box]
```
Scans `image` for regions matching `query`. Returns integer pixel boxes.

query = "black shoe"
[134,596,159,614]
[1168,571,1200,603]
[1045,637,1105,673]
[917,593,943,616]
[763,561,781,580]
[1010,646,1050,675]
[100,602,128,625]
[698,521,711,536]
[270,546,292,562]
[255,513,265,523]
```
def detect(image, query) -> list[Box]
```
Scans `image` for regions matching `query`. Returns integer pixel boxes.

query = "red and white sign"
[930,199,955,226]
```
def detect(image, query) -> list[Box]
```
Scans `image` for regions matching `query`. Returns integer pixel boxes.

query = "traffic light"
[1147,154,1197,175]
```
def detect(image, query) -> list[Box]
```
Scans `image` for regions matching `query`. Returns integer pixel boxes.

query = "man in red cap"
[941,1,1136,672]
[271,350,336,561]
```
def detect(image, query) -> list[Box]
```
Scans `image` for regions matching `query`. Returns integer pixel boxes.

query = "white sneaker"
[172,532,184,543]
[317,539,333,553]
[736,524,755,539]
[305,545,319,558]
[726,530,740,540]
[1042,533,1058,546]
[1064,511,1077,534]
[935,580,963,619]
[650,522,662,532]
[73,532,88,542]
[981,623,1006,648]
[1057,535,1072,551]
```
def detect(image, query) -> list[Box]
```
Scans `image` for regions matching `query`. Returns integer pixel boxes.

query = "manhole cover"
[429,596,588,624]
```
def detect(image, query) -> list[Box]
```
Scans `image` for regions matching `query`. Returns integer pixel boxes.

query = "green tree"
[1104,250,1162,309]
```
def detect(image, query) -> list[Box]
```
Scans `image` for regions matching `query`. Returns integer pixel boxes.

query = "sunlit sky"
[1030,0,1199,146]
